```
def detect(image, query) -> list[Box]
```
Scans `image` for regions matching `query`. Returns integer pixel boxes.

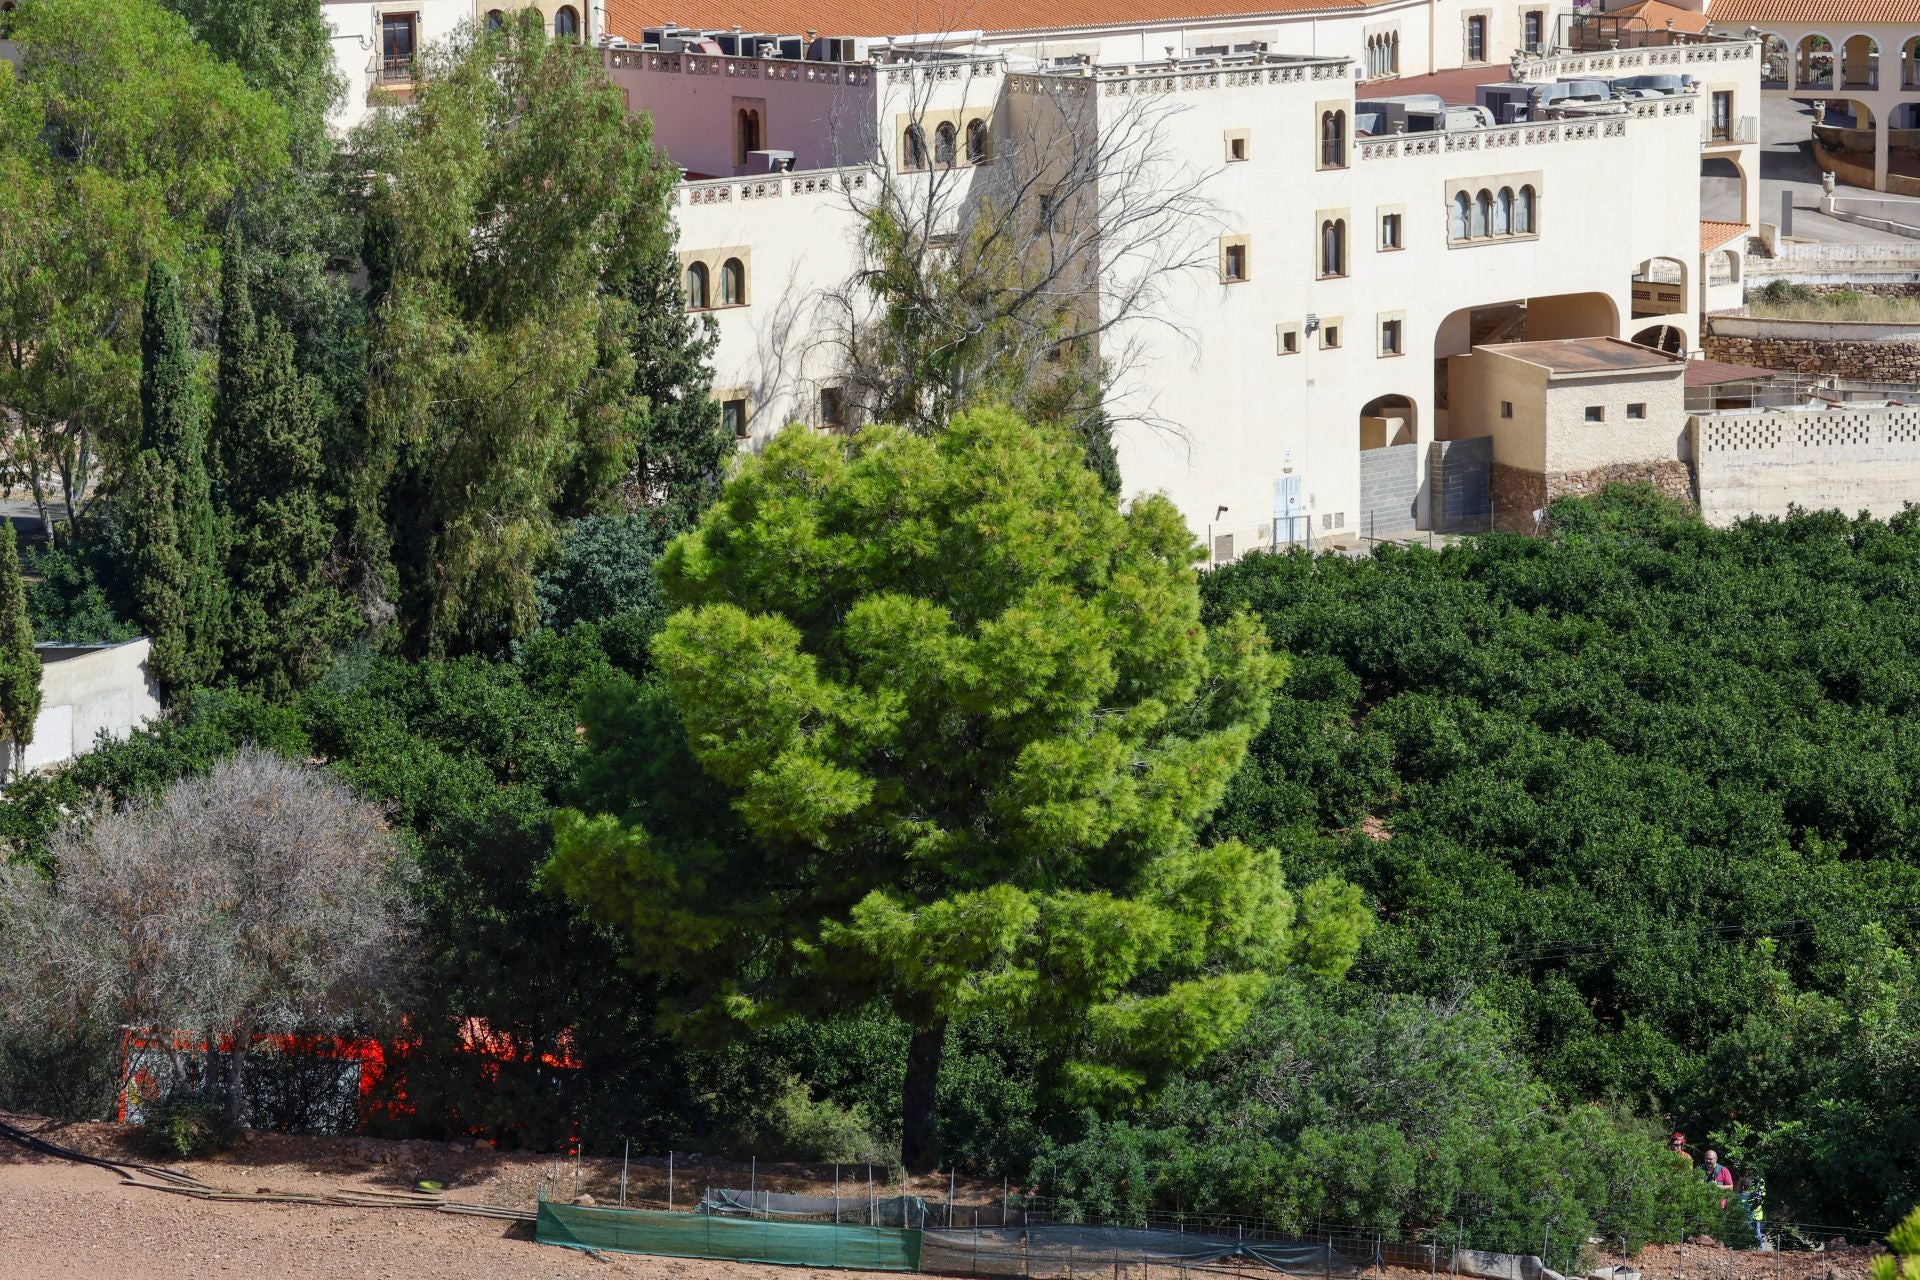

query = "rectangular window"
[1227,134,1248,161]
[1038,192,1060,231]
[1584,405,1605,423]
[1466,15,1486,62]
[1380,213,1402,250]
[1500,400,1514,418]
[1323,323,1341,349]
[1380,318,1402,355]
[1712,91,1732,140]
[1223,243,1248,282]
[1627,402,1647,419]
[1524,11,1543,52]
[1279,327,1300,355]
[820,387,845,427]
[723,398,749,438]
[381,13,419,81]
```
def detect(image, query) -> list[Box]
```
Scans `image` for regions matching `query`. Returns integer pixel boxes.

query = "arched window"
[904,124,927,170]
[1321,219,1346,277]
[736,109,761,165]
[485,8,505,30]
[1452,191,1471,240]
[720,257,745,306]
[554,5,580,38]
[1473,189,1492,238]
[1515,184,1536,233]
[966,118,989,164]
[934,121,957,166]
[1466,14,1486,62]
[685,262,709,310]
[1391,32,1400,72]
[1494,187,1513,235]
[1320,110,1347,167]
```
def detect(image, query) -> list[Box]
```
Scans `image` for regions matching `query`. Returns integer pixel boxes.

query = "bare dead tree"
[814,52,1224,446]
[0,747,417,1126]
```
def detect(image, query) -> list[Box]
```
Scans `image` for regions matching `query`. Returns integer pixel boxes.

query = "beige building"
[1447,337,1692,515]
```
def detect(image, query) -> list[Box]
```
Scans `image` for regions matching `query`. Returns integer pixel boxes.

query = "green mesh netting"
[536,1202,926,1269]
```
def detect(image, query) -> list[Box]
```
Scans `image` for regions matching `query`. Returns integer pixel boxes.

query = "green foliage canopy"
[1202,489,1920,1227]
[0,0,286,521]
[549,408,1371,1169]
[354,19,707,651]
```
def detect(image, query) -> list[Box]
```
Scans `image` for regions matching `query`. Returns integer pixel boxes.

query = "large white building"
[602,0,1762,548]
[322,0,602,132]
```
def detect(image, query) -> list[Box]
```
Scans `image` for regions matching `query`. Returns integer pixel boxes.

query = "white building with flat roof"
[602,0,1760,549]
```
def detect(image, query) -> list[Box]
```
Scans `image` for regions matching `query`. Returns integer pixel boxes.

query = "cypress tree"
[213,232,337,696]
[127,260,222,691]
[0,522,43,770]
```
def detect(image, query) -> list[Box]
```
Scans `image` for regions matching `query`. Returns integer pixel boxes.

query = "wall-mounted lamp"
[1305,313,1321,334]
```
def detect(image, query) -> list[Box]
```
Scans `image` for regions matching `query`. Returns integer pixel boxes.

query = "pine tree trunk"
[900,1018,946,1174]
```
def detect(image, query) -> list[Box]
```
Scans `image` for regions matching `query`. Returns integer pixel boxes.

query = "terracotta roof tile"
[1701,219,1748,252]
[607,0,1372,39]
[1704,0,1920,24]
[1605,0,1715,34]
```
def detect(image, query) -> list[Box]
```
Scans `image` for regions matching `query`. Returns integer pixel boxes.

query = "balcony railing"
[376,54,417,83]
[1705,115,1757,145]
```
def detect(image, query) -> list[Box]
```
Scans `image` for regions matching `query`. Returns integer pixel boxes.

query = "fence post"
[620,1140,630,1207]
[1004,1178,1010,1228]
[835,1163,841,1225]
[668,1150,674,1211]
[751,1156,758,1218]
[950,1167,957,1229]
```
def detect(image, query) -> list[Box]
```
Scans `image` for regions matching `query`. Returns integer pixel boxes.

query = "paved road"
[1702,95,1920,244]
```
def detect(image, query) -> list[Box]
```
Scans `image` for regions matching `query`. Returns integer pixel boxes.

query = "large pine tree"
[125,260,223,691]
[212,232,339,696]
[0,522,43,770]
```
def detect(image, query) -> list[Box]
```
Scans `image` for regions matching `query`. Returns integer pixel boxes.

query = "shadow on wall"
[4,638,163,782]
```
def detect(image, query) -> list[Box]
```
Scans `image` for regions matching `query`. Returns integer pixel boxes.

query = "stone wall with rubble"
[1704,332,1920,382]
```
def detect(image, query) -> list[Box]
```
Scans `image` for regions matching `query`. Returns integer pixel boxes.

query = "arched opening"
[485,8,505,30]
[904,124,927,170]
[1320,110,1346,168]
[1358,393,1421,539]
[1494,187,1513,235]
[685,262,709,310]
[1451,191,1471,240]
[1320,219,1346,277]
[934,121,957,166]
[1515,183,1536,234]
[1707,247,1741,286]
[1630,324,1686,354]
[1796,34,1834,90]
[1359,394,1417,450]
[554,5,580,39]
[1810,99,1887,189]
[736,108,761,166]
[1632,256,1689,319]
[966,118,989,164]
[1904,36,1920,91]
[720,257,745,306]
[1473,189,1492,238]
[1761,34,1789,88]
[1702,155,1750,224]
[1842,34,1878,88]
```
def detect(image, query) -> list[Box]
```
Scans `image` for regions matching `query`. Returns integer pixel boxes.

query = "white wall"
[10,640,164,781]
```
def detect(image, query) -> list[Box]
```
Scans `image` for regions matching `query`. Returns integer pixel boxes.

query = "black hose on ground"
[0,1113,210,1188]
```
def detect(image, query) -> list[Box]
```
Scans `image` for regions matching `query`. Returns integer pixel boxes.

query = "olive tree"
[0,747,415,1125]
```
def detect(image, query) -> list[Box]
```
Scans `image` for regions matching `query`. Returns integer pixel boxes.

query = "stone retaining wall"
[1491,460,1695,528]
[1704,332,1920,381]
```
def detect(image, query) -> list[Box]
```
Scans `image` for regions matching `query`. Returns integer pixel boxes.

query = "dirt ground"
[0,1116,965,1280]
[0,1118,1886,1280]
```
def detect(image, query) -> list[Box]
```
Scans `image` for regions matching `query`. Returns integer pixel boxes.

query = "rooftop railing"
[1517,35,1755,82]
[674,167,871,207]
[1357,94,1692,161]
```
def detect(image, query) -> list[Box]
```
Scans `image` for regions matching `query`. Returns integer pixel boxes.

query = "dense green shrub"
[137,1094,238,1160]
[1032,987,1718,1261]
[1202,489,1920,1229]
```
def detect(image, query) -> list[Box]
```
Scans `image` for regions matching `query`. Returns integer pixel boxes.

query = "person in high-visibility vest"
[1740,1176,1767,1248]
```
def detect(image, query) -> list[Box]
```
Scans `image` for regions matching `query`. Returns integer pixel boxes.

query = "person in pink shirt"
[1702,1149,1734,1208]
